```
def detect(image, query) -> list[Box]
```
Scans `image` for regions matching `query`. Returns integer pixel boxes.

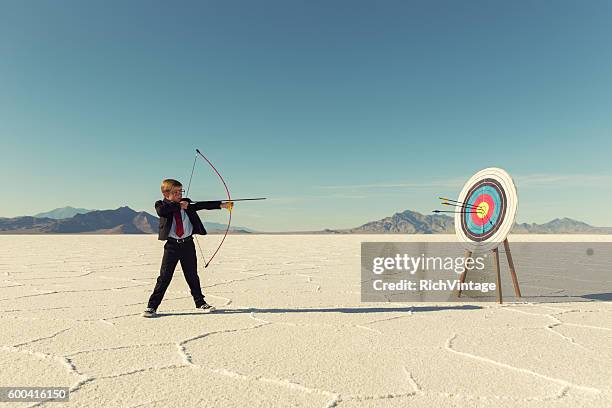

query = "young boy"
[143,179,232,318]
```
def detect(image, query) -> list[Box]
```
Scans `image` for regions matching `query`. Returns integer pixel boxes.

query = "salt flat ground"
[0,235,611,408]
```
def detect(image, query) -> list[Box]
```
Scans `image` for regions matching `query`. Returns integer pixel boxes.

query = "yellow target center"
[476,202,489,219]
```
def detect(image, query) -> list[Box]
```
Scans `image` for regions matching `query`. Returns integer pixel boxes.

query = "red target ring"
[470,193,495,226]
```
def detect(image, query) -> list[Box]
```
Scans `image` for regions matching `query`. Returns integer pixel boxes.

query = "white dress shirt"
[169,208,193,239]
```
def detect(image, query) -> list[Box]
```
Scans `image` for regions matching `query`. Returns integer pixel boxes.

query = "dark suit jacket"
[155,198,222,241]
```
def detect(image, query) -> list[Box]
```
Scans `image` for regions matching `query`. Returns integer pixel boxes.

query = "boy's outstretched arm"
[181,198,222,211]
[155,200,181,217]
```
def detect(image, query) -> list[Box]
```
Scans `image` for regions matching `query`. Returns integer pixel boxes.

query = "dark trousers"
[147,239,205,309]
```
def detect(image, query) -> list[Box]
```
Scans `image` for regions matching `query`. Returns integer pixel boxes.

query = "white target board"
[454,167,518,252]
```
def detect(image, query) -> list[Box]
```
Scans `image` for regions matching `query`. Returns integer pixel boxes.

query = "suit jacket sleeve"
[189,200,222,211]
[155,200,180,217]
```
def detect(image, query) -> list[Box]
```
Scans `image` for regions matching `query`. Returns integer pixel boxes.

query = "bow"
[186,148,232,268]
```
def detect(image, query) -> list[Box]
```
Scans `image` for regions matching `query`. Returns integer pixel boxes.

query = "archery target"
[455,168,518,252]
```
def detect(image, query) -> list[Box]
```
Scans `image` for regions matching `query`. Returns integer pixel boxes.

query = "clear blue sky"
[1,0,611,231]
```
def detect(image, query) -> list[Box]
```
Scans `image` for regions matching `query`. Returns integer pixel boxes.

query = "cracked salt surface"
[0,235,611,407]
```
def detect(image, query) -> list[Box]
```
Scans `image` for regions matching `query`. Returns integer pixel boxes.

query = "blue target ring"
[465,185,502,235]
[460,178,507,242]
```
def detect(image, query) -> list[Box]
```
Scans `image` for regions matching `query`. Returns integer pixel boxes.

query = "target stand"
[451,168,523,304]
[457,239,522,303]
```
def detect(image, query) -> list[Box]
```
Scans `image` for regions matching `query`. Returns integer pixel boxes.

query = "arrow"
[185,198,266,203]
[433,210,482,214]
[220,198,266,202]
[441,201,481,211]
[438,197,481,207]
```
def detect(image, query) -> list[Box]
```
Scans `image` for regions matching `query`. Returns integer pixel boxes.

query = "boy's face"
[165,186,184,202]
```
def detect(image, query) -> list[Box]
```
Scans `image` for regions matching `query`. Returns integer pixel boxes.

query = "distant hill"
[0,216,58,233]
[323,210,611,234]
[33,206,94,219]
[342,210,454,234]
[203,221,254,233]
[0,207,158,234]
[0,207,253,234]
[512,218,612,234]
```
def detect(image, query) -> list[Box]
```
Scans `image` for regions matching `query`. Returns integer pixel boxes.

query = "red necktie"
[174,211,184,237]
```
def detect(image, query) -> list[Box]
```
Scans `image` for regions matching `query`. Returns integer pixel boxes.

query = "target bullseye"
[476,202,489,219]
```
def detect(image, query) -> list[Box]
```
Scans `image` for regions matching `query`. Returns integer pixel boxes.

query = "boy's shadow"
[156,304,482,317]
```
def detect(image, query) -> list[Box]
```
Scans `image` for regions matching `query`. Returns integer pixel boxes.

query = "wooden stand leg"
[503,239,522,298]
[492,247,503,304]
[457,250,472,298]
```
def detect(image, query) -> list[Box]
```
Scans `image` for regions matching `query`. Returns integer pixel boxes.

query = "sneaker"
[197,302,215,313]
[142,307,157,318]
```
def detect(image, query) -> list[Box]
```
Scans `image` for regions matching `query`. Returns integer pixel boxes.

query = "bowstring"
[186,154,197,195]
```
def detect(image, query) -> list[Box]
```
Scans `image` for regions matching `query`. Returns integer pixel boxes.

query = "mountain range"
[324,210,611,234]
[0,207,252,234]
[340,210,454,234]
[0,207,608,234]
[33,206,94,219]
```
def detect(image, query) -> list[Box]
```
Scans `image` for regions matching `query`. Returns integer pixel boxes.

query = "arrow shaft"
[439,196,489,209]
[442,201,480,210]
[188,198,266,203]
[433,210,482,214]
[220,198,266,202]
